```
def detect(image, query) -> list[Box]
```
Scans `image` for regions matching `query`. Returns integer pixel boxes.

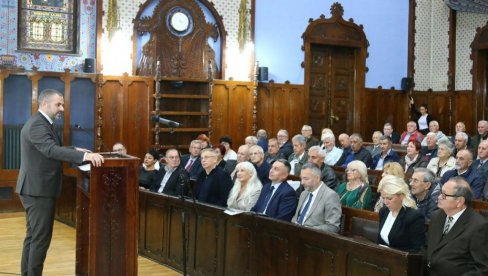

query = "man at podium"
[15,89,105,276]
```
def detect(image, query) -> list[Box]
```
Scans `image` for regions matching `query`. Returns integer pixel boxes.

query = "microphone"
[151,116,183,128]
[74,124,109,152]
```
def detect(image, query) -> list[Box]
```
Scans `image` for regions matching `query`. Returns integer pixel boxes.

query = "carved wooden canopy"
[472,24,488,50]
[133,0,225,80]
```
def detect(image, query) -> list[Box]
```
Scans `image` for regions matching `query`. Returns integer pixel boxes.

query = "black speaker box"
[258,67,268,82]
[83,58,95,73]
[401,77,413,91]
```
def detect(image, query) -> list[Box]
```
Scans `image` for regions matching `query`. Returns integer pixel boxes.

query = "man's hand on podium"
[85,153,105,167]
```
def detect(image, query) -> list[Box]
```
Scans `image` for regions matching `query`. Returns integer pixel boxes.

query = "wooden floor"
[0,212,181,276]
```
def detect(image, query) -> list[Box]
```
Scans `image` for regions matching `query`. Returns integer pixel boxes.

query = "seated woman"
[374,162,405,212]
[427,139,456,181]
[399,140,429,173]
[377,175,426,252]
[213,144,227,169]
[227,161,262,211]
[197,133,212,149]
[335,160,372,209]
[139,149,160,189]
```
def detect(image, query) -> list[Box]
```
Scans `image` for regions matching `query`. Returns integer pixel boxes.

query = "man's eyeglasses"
[440,191,459,200]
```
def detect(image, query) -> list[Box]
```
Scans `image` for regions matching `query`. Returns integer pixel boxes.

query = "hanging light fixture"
[0,0,17,67]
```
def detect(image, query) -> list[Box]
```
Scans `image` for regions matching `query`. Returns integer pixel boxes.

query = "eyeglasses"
[409,178,424,184]
[440,191,459,200]
[249,152,262,156]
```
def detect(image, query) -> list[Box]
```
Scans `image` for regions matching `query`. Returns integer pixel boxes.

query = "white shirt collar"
[38,109,54,125]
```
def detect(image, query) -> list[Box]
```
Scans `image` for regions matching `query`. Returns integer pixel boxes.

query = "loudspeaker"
[401,77,413,91]
[258,67,268,82]
[83,58,95,73]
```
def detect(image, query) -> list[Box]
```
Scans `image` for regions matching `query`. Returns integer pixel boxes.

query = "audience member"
[409,168,439,221]
[301,125,319,150]
[337,133,351,150]
[335,160,372,209]
[440,149,485,199]
[426,139,456,180]
[112,142,127,154]
[195,148,233,207]
[139,149,159,189]
[219,136,237,161]
[213,144,228,170]
[399,141,429,173]
[410,98,432,135]
[472,140,488,199]
[248,145,271,184]
[288,135,308,175]
[229,145,251,180]
[320,132,343,166]
[291,163,341,233]
[427,177,488,275]
[452,131,470,157]
[227,162,262,211]
[335,133,372,168]
[277,129,293,159]
[371,136,400,170]
[251,159,298,221]
[150,149,188,196]
[377,175,426,252]
[196,133,211,149]
[400,121,424,145]
[181,140,203,180]
[256,129,268,152]
[306,146,338,190]
[450,121,471,147]
[374,162,405,212]
[244,136,258,147]
[265,138,281,164]
[366,131,382,158]
[421,121,447,146]
[421,132,438,161]
[383,123,400,144]
[470,120,488,153]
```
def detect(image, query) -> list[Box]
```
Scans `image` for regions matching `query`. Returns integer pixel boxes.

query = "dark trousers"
[19,195,56,276]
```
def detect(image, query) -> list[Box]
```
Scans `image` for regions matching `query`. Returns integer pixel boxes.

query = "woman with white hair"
[320,132,343,166]
[427,139,456,180]
[377,175,426,252]
[335,160,371,209]
[227,161,262,211]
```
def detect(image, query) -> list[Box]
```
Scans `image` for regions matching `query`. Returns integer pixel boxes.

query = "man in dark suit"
[251,159,297,221]
[472,140,488,199]
[249,145,271,184]
[150,149,188,196]
[277,129,293,159]
[181,140,203,180]
[288,135,308,175]
[371,136,400,170]
[383,122,400,144]
[16,89,104,276]
[335,133,372,168]
[427,177,488,275]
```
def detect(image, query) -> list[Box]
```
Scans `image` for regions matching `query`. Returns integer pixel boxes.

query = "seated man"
[265,138,281,164]
[470,120,488,153]
[195,148,233,207]
[453,131,470,157]
[371,136,400,170]
[421,121,447,146]
[288,135,308,175]
[383,122,400,144]
[244,136,258,147]
[320,132,343,166]
[421,132,438,161]
[181,140,203,180]
[277,129,293,159]
[301,125,319,150]
[306,146,338,190]
[335,133,372,168]
[251,159,298,221]
[256,129,268,152]
[112,142,127,154]
[150,149,188,196]
[472,140,488,199]
[291,163,341,233]
[337,133,351,150]
[450,122,471,148]
[249,145,271,184]
[409,168,439,221]
[440,149,485,199]
[400,121,424,145]
[366,131,382,158]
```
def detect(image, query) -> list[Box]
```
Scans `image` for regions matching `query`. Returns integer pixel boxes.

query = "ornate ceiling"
[444,0,488,14]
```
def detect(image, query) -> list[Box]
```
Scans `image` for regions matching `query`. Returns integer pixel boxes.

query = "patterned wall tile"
[414,0,432,90]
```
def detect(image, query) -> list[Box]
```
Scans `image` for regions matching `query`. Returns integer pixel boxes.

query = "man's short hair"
[301,162,321,177]
[384,122,393,128]
[256,129,267,139]
[308,145,325,158]
[455,132,468,142]
[450,176,473,206]
[379,135,392,143]
[322,132,335,142]
[38,89,63,104]
[292,134,307,145]
[349,133,363,142]
[413,167,435,183]
[275,159,291,174]
[249,145,264,154]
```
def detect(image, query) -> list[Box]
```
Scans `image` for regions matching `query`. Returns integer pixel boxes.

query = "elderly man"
[228,144,250,179]
[291,163,341,233]
[249,145,271,184]
[440,149,485,199]
[421,132,438,161]
[265,138,281,164]
[421,121,447,146]
[277,129,293,159]
[195,148,233,207]
[383,122,400,144]
[453,131,470,157]
[112,142,127,154]
[150,149,188,196]
[400,121,424,145]
[306,146,337,190]
[320,132,343,166]
[301,125,319,150]
[337,133,351,150]
[181,140,204,180]
[244,136,258,147]
[251,159,298,221]
[371,136,400,170]
[471,120,488,152]
[256,129,268,152]
[450,122,471,147]
[409,168,439,221]
[427,177,488,275]
[472,140,488,199]
[288,135,308,175]
[366,131,383,158]
[335,133,372,168]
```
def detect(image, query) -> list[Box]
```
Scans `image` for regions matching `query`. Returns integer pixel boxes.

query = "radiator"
[3,125,22,169]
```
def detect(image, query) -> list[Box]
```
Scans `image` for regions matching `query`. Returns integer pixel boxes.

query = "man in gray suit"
[16,89,104,276]
[292,163,342,233]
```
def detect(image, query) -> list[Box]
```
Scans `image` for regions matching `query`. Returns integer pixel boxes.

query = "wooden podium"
[75,153,140,276]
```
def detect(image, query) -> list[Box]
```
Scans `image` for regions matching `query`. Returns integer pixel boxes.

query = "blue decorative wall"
[0,0,97,72]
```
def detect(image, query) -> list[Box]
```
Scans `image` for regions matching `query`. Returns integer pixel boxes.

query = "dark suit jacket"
[427,208,488,276]
[251,181,298,221]
[150,166,188,196]
[195,166,233,207]
[378,207,426,252]
[16,112,84,197]
[181,155,203,180]
[388,132,401,144]
[440,167,485,199]
[399,154,429,174]
[472,160,488,200]
[278,141,293,160]
[335,147,372,168]
[371,149,401,169]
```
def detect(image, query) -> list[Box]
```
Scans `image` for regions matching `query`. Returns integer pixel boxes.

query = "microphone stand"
[178,167,188,276]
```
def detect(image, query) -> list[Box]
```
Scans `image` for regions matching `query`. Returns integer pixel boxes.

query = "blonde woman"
[427,139,456,180]
[377,175,426,252]
[227,161,262,211]
[335,160,372,209]
[374,162,405,212]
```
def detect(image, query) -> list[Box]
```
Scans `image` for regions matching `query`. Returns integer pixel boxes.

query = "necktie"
[443,216,453,235]
[262,186,275,213]
[185,159,194,172]
[478,160,485,169]
[298,193,313,225]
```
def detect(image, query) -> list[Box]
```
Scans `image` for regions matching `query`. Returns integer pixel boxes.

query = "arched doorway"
[472,23,488,122]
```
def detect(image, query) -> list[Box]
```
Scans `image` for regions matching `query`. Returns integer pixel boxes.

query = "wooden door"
[308,44,356,135]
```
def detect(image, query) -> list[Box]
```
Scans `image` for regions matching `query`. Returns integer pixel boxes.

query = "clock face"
[170,12,189,32]
[167,7,193,37]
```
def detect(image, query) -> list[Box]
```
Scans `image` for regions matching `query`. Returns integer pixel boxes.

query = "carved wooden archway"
[302,3,368,135]
[472,24,488,122]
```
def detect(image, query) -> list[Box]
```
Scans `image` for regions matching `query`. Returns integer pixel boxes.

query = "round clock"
[170,12,190,32]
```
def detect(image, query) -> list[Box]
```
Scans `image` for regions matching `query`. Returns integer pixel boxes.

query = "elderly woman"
[374,162,405,212]
[377,175,426,252]
[139,149,160,189]
[399,140,429,173]
[335,160,372,209]
[320,132,343,166]
[227,161,262,211]
[427,139,456,180]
